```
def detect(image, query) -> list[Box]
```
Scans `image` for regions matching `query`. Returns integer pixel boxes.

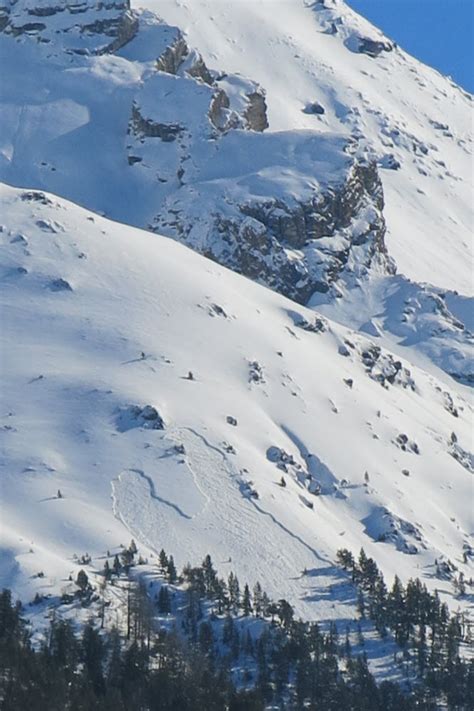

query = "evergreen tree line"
[337,547,473,708]
[0,545,472,710]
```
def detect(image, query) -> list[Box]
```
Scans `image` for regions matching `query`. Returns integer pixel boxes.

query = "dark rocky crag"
[1,0,138,54]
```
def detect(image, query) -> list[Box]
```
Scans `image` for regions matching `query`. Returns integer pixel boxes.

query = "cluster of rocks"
[394,433,420,455]
[441,389,459,417]
[122,12,395,305]
[116,404,164,432]
[248,360,265,385]
[266,446,322,496]
[240,479,259,500]
[293,313,327,334]
[448,438,474,473]
[218,160,391,303]
[364,507,424,555]
[357,342,416,390]
[312,2,395,58]
[1,0,138,54]
[21,191,54,206]
[130,22,269,141]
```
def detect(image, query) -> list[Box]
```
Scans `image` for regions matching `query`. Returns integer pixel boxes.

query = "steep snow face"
[1,185,472,621]
[0,0,471,384]
[144,0,473,296]
[0,7,394,304]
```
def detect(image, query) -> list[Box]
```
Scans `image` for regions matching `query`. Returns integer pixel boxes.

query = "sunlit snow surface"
[0,185,472,627]
[147,0,473,295]
[0,0,472,659]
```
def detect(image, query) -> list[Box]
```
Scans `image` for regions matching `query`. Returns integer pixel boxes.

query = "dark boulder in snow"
[117,405,164,432]
[354,37,394,58]
[49,278,73,292]
[303,101,325,115]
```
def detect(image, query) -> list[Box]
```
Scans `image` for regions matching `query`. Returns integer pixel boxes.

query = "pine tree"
[120,547,134,570]
[231,626,241,660]
[82,623,105,695]
[159,548,168,573]
[336,548,355,571]
[277,599,294,629]
[388,575,408,645]
[105,627,122,690]
[244,629,255,657]
[113,554,121,576]
[48,618,79,669]
[228,572,240,612]
[157,585,171,614]
[344,625,352,658]
[76,569,89,594]
[214,578,228,614]
[198,620,214,654]
[253,582,263,617]
[202,554,217,595]
[167,555,177,584]
[416,623,427,676]
[242,584,252,616]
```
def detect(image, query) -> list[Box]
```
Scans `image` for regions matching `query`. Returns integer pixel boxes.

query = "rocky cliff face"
[1,3,390,304]
[1,0,137,53]
[120,11,392,303]
[150,154,392,303]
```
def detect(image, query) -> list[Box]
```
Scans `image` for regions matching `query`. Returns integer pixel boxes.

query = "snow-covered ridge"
[1,0,471,383]
[146,0,473,295]
[1,184,472,624]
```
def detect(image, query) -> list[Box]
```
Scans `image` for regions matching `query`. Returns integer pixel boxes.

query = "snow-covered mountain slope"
[1,184,472,623]
[149,0,473,295]
[0,0,472,387]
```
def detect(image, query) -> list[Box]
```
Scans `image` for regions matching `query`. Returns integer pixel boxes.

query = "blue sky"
[347,0,473,93]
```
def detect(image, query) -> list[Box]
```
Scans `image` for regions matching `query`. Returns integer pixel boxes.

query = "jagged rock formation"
[149,135,393,303]
[122,13,392,302]
[1,2,390,304]
[149,17,268,131]
[1,0,138,54]
[354,36,394,58]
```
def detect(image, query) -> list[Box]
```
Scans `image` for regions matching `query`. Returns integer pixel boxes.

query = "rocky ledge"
[1,0,138,54]
[150,131,394,303]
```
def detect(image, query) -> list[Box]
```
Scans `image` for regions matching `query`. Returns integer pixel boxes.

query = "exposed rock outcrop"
[244,91,269,132]
[130,104,184,142]
[156,34,189,73]
[153,147,393,304]
[355,36,394,58]
[1,0,138,54]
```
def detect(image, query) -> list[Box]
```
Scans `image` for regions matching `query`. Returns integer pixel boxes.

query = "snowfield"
[147,0,473,295]
[0,185,472,626]
[0,0,472,668]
